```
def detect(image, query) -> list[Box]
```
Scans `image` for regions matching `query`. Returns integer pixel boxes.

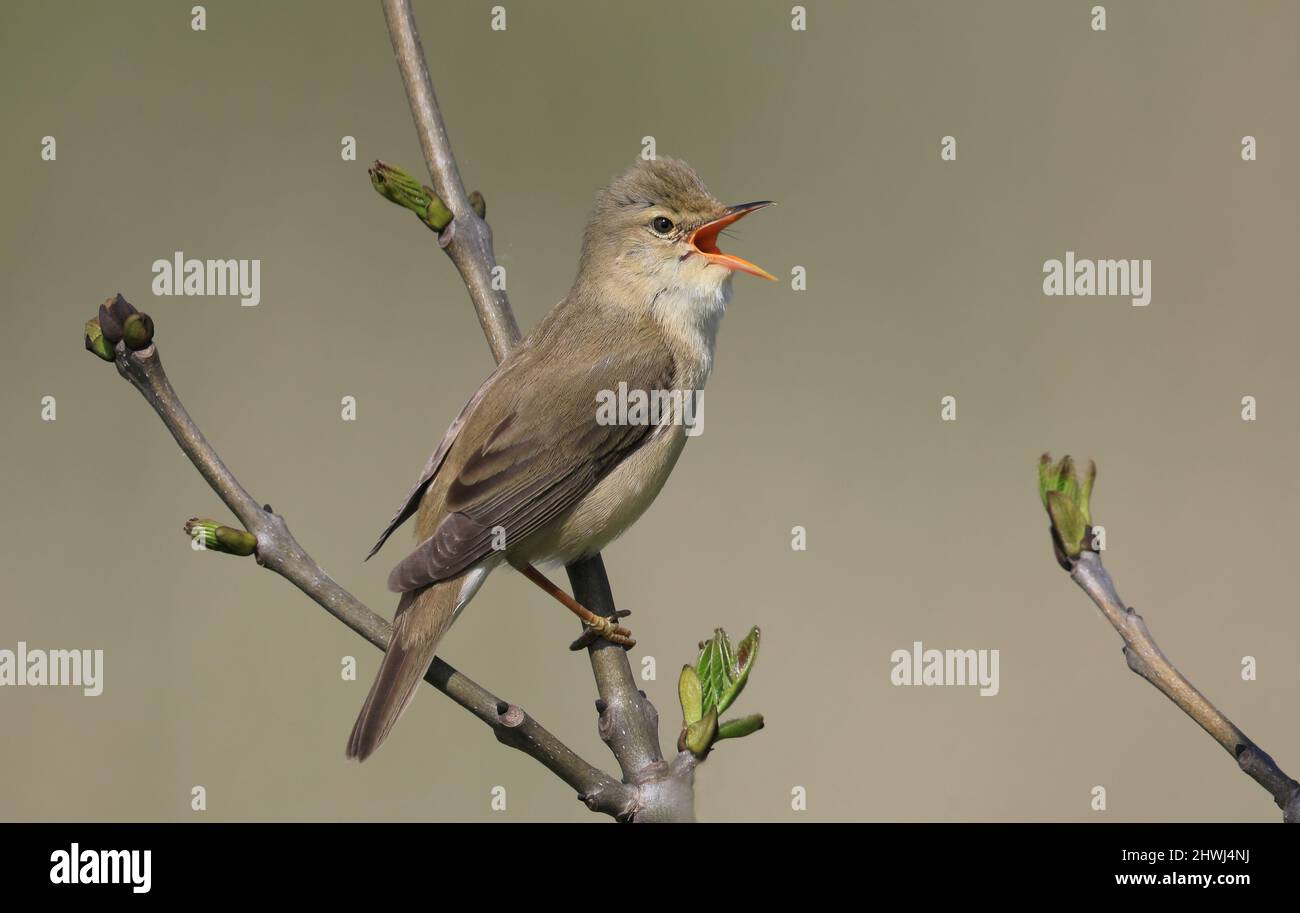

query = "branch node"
[496,705,525,729]
[1122,645,1148,678]
[436,218,455,249]
[596,705,618,744]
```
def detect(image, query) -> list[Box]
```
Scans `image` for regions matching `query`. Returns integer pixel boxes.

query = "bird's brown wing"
[386,343,675,593]
[365,362,514,561]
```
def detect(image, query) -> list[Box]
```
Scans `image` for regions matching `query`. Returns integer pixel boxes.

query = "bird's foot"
[569,609,634,651]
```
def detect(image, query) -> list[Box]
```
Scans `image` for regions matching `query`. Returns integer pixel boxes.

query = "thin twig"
[381,0,519,361]
[111,340,635,819]
[1071,550,1300,821]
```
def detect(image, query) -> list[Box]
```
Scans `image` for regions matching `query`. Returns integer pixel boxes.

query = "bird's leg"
[518,564,635,650]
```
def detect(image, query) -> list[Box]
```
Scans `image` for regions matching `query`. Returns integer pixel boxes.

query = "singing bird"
[348,157,774,760]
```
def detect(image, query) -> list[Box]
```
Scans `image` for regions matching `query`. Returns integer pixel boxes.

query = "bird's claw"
[569,609,634,651]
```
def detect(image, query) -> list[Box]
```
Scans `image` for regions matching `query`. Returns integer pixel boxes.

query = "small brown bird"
[348,157,773,760]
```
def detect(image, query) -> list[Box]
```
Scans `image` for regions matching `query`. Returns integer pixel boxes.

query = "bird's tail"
[346,579,461,761]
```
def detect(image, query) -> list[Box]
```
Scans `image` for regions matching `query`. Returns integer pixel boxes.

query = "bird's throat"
[648,279,731,384]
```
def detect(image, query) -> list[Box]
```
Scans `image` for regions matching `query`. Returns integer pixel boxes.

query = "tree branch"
[105,338,635,818]
[381,0,519,362]
[1070,551,1300,822]
[1040,454,1299,821]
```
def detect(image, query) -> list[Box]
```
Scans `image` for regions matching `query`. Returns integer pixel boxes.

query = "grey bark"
[1071,550,1300,822]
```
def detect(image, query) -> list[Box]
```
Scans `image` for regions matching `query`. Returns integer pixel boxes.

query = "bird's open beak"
[687,201,777,281]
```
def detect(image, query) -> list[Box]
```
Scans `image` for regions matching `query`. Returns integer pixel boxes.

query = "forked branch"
[99,320,635,818]
[82,0,707,823]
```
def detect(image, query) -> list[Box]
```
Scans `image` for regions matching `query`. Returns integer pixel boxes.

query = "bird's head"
[578,158,775,308]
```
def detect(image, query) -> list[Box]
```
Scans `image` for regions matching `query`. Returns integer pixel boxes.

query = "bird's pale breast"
[507,421,688,569]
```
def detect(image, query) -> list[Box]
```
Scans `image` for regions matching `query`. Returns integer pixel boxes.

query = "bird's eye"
[651,216,674,235]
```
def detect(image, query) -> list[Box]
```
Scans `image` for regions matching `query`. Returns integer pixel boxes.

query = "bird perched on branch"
[349,157,774,760]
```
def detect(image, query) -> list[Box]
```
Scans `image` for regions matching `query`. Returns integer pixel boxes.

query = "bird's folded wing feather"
[365,362,517,561]
[386,344,675,592]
